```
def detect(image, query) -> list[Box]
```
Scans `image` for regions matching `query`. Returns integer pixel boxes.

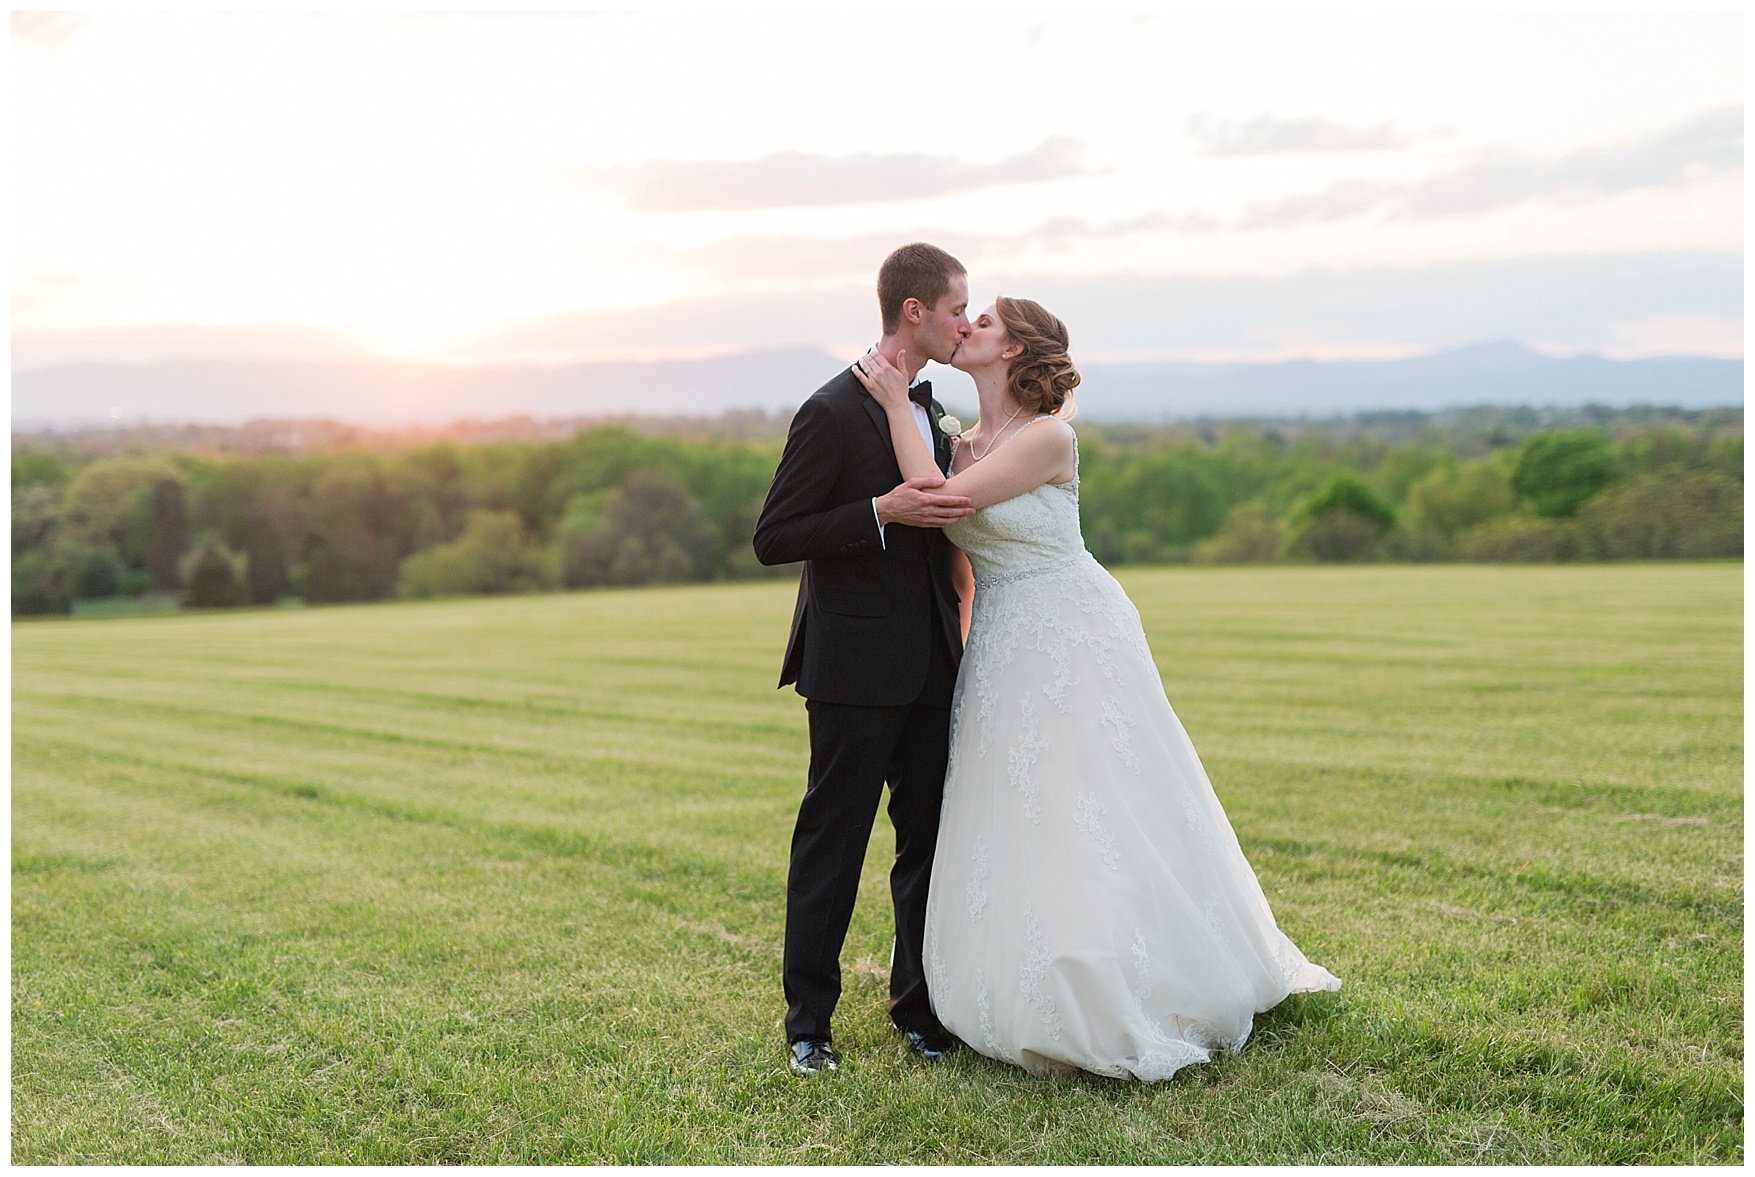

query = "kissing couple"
[752,243,1339,1081]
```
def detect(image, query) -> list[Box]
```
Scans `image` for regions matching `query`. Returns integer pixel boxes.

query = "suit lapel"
[856,377,950,474]
[861,392,898,465]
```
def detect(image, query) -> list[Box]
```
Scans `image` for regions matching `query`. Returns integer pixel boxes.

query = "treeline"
[12,428,786,615]
[11,413,1742,615]
[1077,419,1742,565]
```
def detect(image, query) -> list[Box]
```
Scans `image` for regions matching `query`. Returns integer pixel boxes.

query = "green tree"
[12,484,59,558]
[244,504,291,604]
[1512,430,1619,517]
[11,550,70,615]
[185,547,242,607]
[1295,474,1397,529]
[69,546,123,598]
[1191,501,1283,564]
[1077,443,1230,563]
[1283,474,1396,562]
[567,471,720,588]
[303,455,402,602]
[1456,517,1579,562]
[1576,470,1742,559]
[398,510,551,598]
[12,448,73,494]
[144,478,189,591]
[55,458,171,572]
[1406,460,1516,540]
[1373,445,1452,503]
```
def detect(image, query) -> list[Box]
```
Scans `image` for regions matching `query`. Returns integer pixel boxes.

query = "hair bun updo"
[996,296,1080,418]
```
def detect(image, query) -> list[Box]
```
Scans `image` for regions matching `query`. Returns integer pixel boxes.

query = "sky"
[11,9,1744,371]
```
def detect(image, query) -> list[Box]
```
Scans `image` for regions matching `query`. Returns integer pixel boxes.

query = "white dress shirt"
[870,372,936,548]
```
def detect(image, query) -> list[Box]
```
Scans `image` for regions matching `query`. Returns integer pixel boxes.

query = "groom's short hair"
[878,243,966,334]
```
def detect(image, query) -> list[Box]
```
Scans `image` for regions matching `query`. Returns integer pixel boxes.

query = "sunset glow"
[12,10,1743,369]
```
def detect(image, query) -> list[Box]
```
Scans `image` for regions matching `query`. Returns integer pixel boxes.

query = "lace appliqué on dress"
[1203,895,1230,943]
[1131,930,1152,1000]
[1180,789,1212,836]
[944,683,964,787]
[1128,930,1213,1082]
[927,896,948,996]
[1100,697,1142,773]
[1129,930,1172,1043]
[1133,1042,1213,1083]
[975,970,1016,1063]
[1019,908,1062,1041]
[1074,793,1120,870]
[1008,697,1045,823]
[966,836,990,921]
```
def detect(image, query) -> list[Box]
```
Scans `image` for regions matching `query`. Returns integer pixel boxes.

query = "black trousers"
[782,627,957,1044]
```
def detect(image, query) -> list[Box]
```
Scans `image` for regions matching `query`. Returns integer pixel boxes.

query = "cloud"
[1014,251,1742,361]
[1237,181,1395,230]
[1404,106,1742,215]
[1235,107,1742,229]
[1032,210,1218,244]
[1188,112,1408,155]
[18,251,1737,380]
[676,232,980,283]
[11,13,89,51]
[12,322,378,370]
[562,137,1090,211]
[452,249,1741,365]
[610,214,1206,286]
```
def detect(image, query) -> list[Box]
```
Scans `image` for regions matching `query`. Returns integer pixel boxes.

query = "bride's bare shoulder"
[988,416,1075,483]
[1020,415,1077,455]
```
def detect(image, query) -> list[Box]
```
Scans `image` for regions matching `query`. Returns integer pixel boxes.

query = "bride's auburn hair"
[996,296,1080,418]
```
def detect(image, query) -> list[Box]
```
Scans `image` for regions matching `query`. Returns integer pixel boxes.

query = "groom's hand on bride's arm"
[876,476,975,529]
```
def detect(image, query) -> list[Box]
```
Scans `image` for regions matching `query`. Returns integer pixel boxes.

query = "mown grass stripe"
[13,565,1741,1163]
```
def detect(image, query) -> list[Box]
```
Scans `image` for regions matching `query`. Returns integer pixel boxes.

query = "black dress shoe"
[902,1026,960,1062]
[789,1039,839,1077]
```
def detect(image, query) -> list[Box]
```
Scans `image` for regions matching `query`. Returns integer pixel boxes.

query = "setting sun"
[13,10,1741,373]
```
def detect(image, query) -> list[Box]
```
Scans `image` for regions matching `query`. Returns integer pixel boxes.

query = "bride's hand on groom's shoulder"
[852,349,911,412]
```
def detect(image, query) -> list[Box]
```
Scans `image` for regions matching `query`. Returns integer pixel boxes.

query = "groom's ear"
[901,297,925,326]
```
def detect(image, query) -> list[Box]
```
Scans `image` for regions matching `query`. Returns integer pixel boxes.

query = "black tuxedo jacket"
[753,367,963,706]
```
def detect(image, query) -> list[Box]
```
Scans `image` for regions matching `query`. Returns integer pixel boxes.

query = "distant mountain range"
[11,341,1741,429]
[1068,341,1742,421]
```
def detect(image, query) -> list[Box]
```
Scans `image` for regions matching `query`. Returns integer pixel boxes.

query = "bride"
[852,297,1339,1082]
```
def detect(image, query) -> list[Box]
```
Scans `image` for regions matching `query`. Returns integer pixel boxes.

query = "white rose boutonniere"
[937,414,963,438]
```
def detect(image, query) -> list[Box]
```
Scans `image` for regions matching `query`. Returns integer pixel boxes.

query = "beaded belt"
[973,555,1092,590]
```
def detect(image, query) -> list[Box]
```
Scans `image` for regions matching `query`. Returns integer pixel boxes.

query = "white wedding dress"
[925,446,1340,1082]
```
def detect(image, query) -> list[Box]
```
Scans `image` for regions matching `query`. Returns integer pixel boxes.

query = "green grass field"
[12,564,1743,1163]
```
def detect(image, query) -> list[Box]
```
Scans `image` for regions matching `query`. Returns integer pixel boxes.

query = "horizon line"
[13,398,1745,439]
[11,337,1745,376]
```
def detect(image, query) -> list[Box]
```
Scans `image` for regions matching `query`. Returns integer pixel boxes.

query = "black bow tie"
[908,380,933,408]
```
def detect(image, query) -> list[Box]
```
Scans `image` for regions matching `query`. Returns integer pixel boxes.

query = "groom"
[752,243,973,1077]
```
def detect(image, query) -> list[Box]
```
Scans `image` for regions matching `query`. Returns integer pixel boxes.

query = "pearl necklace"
[966,405,1026,462]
